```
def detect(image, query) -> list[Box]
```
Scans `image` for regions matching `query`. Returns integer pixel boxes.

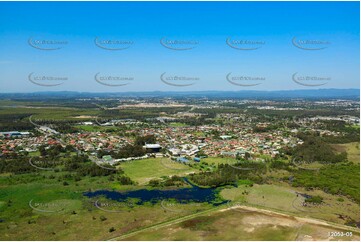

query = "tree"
[134,135,156,146]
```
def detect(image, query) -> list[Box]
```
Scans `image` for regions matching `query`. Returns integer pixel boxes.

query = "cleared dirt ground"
[119,206,360,241]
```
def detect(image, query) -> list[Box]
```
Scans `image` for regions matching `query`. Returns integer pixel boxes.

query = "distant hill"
[0,89,359,100]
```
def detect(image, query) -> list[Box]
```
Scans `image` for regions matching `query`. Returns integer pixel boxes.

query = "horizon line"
[0,88,360,95]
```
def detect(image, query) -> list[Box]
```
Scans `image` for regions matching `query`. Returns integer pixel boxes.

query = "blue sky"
[0,1,359,92]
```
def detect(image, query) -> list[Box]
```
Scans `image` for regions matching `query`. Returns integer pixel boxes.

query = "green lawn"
[28,151,41,157]
[201,157,238,165]
[75,125,120,132]
[119,158,197,185]
[169,122,187,127]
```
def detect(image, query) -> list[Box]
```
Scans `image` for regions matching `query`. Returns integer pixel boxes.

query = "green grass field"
[0,107,99,121]
[119,158,197,185]
[332,142,360,164]
[0,168,206,240]
[75,125,120,132]
[201,157,239,165]
[169,122,187,127]
[220,183,360,226]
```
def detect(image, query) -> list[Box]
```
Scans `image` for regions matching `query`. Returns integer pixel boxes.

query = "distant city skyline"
[0,1,359,93]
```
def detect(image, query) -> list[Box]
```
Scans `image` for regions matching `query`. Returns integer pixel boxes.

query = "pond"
[83,178,227,205]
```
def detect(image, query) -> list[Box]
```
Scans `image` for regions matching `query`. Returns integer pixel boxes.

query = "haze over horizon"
[0,89,359,101]
[0,88,360,94]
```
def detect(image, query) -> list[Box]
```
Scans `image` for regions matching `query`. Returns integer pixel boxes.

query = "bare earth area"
[116,206,360,241]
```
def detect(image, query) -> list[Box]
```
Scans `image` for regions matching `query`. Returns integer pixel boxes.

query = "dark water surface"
[84,179,227,205]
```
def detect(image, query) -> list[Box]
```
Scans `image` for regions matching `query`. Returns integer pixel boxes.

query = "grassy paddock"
[332,142,360,163]
[0,169,205,240]
[122,207,360,241]
[118,158,197,185]
[220,183,360,225]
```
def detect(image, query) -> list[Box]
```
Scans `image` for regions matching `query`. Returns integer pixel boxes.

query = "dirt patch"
[73,115,96,119]
[180,215,217,231]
